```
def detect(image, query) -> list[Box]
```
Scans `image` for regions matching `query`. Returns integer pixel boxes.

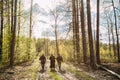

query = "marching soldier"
[49,54,56,71]
[39,54,46,71]
[56,54,63,71]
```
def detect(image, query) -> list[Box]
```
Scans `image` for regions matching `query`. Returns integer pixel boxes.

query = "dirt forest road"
[0,58,119,80]
[36,60,79,80]
[36,60,51,80]
[36,60,120,80]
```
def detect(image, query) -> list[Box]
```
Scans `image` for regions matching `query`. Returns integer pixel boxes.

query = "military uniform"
[57,55,63,70]
[49,55,55,70]
[39,55,46,71]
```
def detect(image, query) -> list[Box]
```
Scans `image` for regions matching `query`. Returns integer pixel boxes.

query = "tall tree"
[111,0,120,62]
[15,0,21,59]
[72,0,80,63]
[96,0,101,64]
[9,0,14,66]
[30,0,33,39]
[86,0,96,69]
[80,0,87,64]
[72,0,76,60]
[44,35,49,58]
[27,0,33,59]
[7,0,11,60]
[9,0,18,67]
[54,13,60,55]
[0,0,4,61]
[75,0,80,63]
[106,19,112,56]
[109,17,116,57]
[17,0,21,43]
[49,6,61,55]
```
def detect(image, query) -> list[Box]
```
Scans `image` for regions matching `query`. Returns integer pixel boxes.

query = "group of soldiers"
[39,54,63,71]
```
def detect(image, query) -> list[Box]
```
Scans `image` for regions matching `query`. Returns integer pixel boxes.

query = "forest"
[0,0,120,80]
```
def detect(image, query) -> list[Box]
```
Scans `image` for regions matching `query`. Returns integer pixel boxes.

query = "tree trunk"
[0,0,4,61]
[15,0,21,59]
[44,35,47,57]
[55,17,59,55]
[72,0,80,63]
[17,0,21,42]
[72,0,76,61]
[96,0,101,64]
[86,0,96,69]
[108,17,116,58]
[28,0,33,59]
[111,0,120,63]
[80,0,87,64]
[44,36,49,58]
[75,0,80,64]
[30,0,33,38]
[107,19,112,57]
[9,0,17,67]
[7,0,11,60]
[9,0,14,66]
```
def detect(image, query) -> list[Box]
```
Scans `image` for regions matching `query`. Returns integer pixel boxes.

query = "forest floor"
[0,58,120,80]
[101,63,120,74]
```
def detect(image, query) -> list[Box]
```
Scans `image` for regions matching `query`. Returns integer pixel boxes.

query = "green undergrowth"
[19,58,39,79]
[64,63,97,80]
[0,63,5,69]
[68,68,96,80]
[49,71,63,80]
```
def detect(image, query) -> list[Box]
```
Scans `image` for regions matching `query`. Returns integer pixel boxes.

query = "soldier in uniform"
[39,54,46,71]
[56,54,63,71]
[49,54,55,71]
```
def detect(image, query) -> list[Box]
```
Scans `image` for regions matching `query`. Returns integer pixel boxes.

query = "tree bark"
[111,0,120,63]
[7,0,11,60]
[80,0,87,64]
[0,0,4,61]
[15,0,21,59]
[28,0,33,59]
[9,0,14,66]
[86,0,96,69]
[109,17,116,58]
[9,0,17,67]
[75,0,80,64]
[72,0,76,61]
[107,19,112,57]
[96,0,101,64]
[18,0,21,41]
[55,15,60,55]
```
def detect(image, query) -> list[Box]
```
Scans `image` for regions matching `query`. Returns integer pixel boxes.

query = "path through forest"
[36,59,120,80]
[36,60,79,80]
[36,60,51,80]
[0,58,119,80]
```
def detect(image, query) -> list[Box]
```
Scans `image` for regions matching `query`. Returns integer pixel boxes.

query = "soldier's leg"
[58,62,61,70]
[59,63,61,70]
[41,64,44,70]
[43,64,45,70]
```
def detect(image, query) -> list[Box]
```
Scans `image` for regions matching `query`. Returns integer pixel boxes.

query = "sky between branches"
[22,0,120,43]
